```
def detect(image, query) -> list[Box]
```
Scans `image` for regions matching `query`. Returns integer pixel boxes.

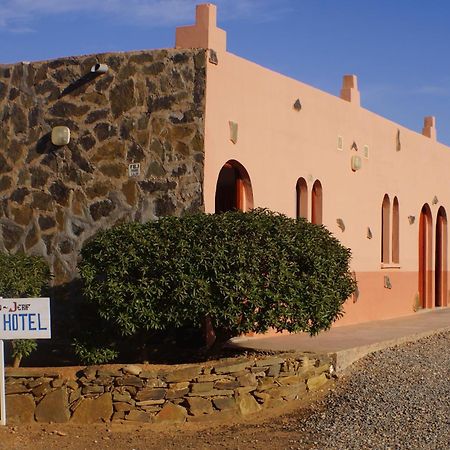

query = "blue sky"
[1,0,450,145]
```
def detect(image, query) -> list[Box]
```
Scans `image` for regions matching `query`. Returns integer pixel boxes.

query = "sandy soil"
[0,381,334,450]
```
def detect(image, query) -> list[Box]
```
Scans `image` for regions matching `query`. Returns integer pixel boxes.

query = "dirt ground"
[0,380,335,450]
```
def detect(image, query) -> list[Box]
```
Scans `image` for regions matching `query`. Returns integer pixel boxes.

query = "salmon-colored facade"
[177,4,449,327]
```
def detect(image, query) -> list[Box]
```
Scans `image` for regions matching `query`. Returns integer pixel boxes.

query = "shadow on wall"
[60,72,101,97]
[6,280,212,367]
[4,280,84,367]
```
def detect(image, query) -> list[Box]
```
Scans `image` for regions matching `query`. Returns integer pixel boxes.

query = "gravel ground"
[282,331,450,450]
[1,331,449,450]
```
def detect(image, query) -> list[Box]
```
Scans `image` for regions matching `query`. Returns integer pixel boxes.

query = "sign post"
[0,340,5,426]
[0,297,51,426]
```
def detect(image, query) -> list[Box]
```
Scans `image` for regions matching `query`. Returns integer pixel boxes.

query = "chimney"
[175,3,227,52]
[340,74,360,106]
[422,116,436,140]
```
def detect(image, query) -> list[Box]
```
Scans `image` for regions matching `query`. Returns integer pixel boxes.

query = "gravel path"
[281,331,450,450]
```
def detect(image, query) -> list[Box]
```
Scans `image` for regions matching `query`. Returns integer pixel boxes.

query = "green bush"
[78,209,356,362]
[72,338,119,365]
[0,253,51,367]
[11,339,37,364]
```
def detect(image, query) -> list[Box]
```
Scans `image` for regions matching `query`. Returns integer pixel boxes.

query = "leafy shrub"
[78,209,356,362]
[0,253,50,298]
[72,338,119,365]
[0,253,51,367]
[11,340,37,364]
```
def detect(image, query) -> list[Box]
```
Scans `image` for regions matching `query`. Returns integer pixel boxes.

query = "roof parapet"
[175,3,227,51]
[422,116,436,140]
[340,74,360,106]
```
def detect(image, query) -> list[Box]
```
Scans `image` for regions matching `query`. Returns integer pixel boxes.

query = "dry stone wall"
[5,353,333,424]
[0,48,206,283]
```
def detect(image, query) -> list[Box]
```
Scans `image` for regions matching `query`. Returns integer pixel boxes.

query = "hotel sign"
[0,297,51,425]
[0,298,51,340]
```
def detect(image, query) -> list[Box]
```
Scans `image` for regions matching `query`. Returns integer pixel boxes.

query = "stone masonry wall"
[0,48,206,284]
[5,353,333,424]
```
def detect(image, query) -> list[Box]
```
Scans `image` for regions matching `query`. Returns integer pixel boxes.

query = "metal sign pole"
[0,294,4,426]
[0,340,5,426]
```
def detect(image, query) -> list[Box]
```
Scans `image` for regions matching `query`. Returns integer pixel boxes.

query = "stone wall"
[0,48,206,284]
[5,353,333,424]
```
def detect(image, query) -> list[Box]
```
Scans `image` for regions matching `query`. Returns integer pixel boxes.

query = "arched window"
[296,178,308,219]
[392,197,400,263]
[381,195,391,263]
[215,160,254,213]
[311,180,323,225]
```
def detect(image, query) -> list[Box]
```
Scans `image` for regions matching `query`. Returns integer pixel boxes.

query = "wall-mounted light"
[351,155,362,171]
[91,63,109,74]
[51,126,71,146]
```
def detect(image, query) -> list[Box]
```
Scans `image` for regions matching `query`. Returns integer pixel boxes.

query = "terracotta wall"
[0,48,206,284]
[176,4,449,326]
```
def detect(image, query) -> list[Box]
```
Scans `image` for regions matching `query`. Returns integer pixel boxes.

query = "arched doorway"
[311,180,323,225]
[435,207,447,307]
[381,195,390,263]
[419,204,432,309]
[392,197,400,264]
[215,160,254,213]
[296,178,308,219]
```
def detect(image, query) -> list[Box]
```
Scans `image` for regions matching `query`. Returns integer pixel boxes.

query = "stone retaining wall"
[5,353,333,424]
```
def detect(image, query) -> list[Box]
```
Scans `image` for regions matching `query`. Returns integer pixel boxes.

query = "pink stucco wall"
[177,4,449,327]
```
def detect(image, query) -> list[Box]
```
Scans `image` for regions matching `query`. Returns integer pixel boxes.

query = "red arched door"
[419,204,432,309]
[381,195,391,264]
[311,180,323,225]
[215,160,253,213]
[296,178,308,219]
[435,207,447,307]
[392,197,400,264]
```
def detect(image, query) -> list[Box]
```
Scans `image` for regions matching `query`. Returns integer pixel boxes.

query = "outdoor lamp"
[351,155,362,172]
[91,63,109,74]
[51,126,71,146]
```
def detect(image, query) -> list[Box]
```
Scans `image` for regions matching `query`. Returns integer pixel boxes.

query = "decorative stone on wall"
[5,353,333,424]
[0,48,207,283]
